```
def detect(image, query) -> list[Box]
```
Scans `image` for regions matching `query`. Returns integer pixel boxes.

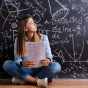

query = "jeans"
[3,60,61,81]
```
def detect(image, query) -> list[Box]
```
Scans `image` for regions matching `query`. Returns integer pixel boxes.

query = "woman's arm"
[40,34,53,66]
[44,35,53,62]
[14,38,35,68]
[14,38,22,66]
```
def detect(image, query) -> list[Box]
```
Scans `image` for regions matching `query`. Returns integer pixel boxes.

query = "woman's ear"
[24,27,27,31]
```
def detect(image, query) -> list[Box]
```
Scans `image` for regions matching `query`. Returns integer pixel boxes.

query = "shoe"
[12,77,26,85]
[36,78,48,88]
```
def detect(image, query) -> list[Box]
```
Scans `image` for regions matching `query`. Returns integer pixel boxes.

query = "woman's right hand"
[22,60,35,68]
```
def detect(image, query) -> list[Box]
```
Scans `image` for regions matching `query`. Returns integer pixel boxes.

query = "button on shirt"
[14,34,53,66]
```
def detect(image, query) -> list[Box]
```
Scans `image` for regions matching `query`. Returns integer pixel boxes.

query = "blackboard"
[0,0,88,78]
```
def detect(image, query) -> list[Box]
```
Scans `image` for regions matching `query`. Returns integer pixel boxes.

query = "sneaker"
[12,77,26,85]
[36,78,48,88]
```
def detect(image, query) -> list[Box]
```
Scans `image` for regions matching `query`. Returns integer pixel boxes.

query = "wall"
[0,0,88,78]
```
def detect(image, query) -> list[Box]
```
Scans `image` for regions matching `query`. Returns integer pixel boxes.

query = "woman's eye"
[29,22,34,25]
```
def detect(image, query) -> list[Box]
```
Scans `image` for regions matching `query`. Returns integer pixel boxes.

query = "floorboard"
[0,79,88,88]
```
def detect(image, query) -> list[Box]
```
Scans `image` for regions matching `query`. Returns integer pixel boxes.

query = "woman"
[3,16,61,87]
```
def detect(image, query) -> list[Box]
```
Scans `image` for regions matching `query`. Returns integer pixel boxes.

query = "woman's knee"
[3,60,13,70]
[50,62,61,73]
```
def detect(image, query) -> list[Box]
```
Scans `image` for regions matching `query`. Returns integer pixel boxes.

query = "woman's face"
[25,17,37,32]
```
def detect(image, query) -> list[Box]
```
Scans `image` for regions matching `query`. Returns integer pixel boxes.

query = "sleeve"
[44,35,53,62]
[14,38,22,66]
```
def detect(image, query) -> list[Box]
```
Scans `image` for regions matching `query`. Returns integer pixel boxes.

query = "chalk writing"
[0,0,88,78]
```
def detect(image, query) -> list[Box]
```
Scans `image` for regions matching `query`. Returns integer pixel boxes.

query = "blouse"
[14,34,53,66]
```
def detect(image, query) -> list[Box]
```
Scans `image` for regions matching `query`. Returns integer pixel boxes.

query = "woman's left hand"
[40,58,50,66]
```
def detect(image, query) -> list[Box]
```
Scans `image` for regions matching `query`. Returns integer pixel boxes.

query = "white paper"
[25,42,46,68]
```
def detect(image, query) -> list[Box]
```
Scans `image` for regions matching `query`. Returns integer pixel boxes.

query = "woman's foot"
[12,77,26,85]
[36,78,48,88]
[12,77,48,87]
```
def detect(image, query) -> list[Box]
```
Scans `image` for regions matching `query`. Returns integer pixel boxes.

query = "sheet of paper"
[25,42,46,68]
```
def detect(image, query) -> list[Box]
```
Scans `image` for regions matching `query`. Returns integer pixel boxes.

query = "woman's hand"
[22,60,35,68]
[40,58,51,66]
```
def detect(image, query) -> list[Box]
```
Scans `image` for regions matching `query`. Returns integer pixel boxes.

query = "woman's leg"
[3,60,37,83]
[36,62,61,80]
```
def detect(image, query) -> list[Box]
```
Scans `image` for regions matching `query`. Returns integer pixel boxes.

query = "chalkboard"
[0,0,88,78]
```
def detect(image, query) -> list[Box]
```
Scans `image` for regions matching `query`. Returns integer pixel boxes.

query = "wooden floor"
[0,79,88,88]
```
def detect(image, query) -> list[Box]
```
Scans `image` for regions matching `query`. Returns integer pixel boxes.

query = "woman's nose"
[34,23,36,26]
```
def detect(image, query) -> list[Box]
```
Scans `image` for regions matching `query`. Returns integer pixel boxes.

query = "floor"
[0,79,88,88]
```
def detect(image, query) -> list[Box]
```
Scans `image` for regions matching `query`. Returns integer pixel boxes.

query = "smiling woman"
[3,16,61,87]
